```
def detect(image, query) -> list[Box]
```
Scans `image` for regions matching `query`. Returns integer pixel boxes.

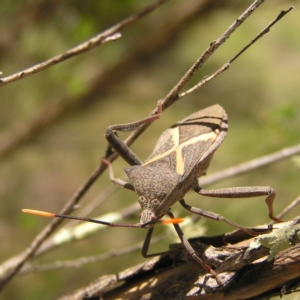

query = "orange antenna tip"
[162,218,184,224]
[22,209,55,218]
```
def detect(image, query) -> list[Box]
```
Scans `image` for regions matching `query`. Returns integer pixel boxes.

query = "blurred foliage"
[0,0,299,299]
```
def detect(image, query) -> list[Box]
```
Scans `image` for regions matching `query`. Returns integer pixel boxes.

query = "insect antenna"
[22,209,183,228]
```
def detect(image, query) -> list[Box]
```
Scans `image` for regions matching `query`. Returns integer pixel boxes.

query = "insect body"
[103,104,281,278]
[123,105,227,225]
[24,104,281,282]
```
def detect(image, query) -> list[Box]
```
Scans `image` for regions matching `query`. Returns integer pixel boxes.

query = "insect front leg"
[102,159,135,191]
[141,226,169,258]
[141,213,221,283]
[105,101,162,166]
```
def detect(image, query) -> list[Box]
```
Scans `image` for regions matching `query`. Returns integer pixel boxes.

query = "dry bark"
[57,222,300,300]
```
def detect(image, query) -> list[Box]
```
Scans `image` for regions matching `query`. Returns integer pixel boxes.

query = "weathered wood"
[58,221,300,300]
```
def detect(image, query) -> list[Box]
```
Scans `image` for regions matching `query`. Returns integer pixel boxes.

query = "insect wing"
[143,105,227,177]
[180,105,228,177]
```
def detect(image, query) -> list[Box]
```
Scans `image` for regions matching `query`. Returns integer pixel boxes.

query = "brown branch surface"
[56,221,300,300]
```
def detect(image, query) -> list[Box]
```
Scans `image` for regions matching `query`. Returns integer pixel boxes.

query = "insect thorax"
[125,165,182,223]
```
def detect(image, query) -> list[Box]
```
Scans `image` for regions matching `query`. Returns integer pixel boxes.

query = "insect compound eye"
[151,199,160,209]
[138,196,147,206]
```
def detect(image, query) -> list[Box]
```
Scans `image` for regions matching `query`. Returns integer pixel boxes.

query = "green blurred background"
[0,0,299,299]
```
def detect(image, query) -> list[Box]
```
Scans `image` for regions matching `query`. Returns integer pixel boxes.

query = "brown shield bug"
[24,103,281,282]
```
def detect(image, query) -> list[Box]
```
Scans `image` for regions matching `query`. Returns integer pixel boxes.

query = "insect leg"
[102,159,135,191]
[180,199,257,236]
[105,101,162,166]
[195,186,281,223]
[141,226,169,258]
[166,211,221,284]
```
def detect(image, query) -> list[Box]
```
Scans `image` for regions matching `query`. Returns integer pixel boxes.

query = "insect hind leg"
[195,186,282,223]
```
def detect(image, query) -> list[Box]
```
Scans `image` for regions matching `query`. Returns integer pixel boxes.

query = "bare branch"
[0,0,169,87]
[180,6,293,98]
[277,195,300,220]
[200,143,300,186]
[229,6,293,64]
[161,0,266,108]
[20,233,167,275]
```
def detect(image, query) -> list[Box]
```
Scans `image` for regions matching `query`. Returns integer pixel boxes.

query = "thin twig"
[161,0,266,108]
[277,195,300,220]
[0,0,169,87]
[180,6,293,98]
[20,232,167,275]
[230,6,293,64]
[200,143,300,186]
